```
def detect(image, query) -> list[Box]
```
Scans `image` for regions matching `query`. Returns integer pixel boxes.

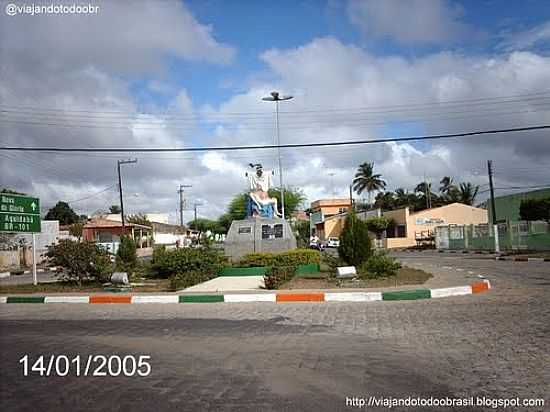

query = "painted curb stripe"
[430,286,472,299]
[276,293,324,302]
[471,281,490,294]
[7,296,45,303]
[224,294,276,303]
[132,296,179,304]
[382,289,431,301]
[324,292,382,302]
[44,296,90,303]
[0,281,492,304]
[179,295,224,303]
[89,295,131,304]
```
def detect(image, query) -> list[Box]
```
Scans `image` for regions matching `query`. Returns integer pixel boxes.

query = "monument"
[224,163,297,260]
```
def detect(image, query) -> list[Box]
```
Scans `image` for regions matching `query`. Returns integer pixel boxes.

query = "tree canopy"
[519,197,550,222]
[352,162,386,204]
[45,201,79,225]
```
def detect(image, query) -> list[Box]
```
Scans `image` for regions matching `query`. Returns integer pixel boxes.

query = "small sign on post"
[0,194,41,285]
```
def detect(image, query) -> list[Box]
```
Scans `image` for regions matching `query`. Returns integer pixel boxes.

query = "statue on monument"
[245,163,281,219]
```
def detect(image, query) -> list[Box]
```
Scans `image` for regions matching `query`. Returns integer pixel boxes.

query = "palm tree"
[352,162,387,205]
[439,176,454,194]
[458,182,479,206]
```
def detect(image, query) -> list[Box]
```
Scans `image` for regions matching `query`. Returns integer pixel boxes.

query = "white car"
[327,237,340,248]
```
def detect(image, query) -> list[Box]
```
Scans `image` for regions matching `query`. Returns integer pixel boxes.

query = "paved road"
[1,254,548,411]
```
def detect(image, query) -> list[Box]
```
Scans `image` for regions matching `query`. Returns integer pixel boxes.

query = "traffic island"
[0,279,491,304]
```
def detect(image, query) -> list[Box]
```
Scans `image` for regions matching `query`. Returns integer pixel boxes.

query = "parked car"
[327,237,340,248]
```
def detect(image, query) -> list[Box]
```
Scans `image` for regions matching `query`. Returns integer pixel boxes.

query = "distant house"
[82,218,152,254]
[308,198,488,248]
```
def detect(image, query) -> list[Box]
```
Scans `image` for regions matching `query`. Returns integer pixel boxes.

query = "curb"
[495,256,550,262]
[0,280,491,304]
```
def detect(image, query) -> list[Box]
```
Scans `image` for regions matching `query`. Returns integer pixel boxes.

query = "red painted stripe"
[276,293,324,302]
[89,295,132,304]
[471,282,489,294]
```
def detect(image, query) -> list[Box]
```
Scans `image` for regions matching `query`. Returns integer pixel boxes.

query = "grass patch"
[279,266,432,290]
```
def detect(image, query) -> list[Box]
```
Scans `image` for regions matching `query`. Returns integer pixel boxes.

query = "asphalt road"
[1,253,549,411]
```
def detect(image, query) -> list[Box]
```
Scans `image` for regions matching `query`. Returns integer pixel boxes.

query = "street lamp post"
[262,91,293,219]
[117,158,137,228]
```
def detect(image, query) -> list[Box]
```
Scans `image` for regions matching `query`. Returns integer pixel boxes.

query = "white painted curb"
[44,296,90,303]
[224,293,276,303]
[0,272,10,279]
[325,292,382,302]
[430,286,472,298]
[131,296,179,304]
[0,296,7,304]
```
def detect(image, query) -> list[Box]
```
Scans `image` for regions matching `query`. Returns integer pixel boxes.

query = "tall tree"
[374,191,395,210]
[45,201,79,225]
[519,198,550,222]
[109,205,121,214]
[352,162,386,205]
[439,176,454,194]
[457,182,480,206]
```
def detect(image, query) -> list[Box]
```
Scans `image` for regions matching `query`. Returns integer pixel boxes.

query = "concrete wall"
[0,250,19,269]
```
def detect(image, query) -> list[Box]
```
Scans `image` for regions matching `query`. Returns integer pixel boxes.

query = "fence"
[435,221,550,251]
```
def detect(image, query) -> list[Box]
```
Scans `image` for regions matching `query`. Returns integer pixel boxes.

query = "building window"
[338,207,348,214]
[98,232,113,243]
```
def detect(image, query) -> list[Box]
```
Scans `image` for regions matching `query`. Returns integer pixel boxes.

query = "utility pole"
[178,184,192,227]
[487,160,500,253]
[117,159,137,228]
[349,185,353,212]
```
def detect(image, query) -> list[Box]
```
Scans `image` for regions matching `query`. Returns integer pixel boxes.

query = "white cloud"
[0,0,235,74]
[498,21,550,51]
[347,0,473,45]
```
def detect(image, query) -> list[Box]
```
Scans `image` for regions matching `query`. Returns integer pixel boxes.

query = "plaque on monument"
[274,224,283,238]
[238,226,252,234]
[262,224,274,239]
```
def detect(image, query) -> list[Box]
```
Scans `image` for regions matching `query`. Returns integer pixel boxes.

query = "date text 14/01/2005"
[19,355,152,377]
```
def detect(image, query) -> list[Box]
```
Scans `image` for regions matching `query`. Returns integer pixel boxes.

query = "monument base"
[224,217,297,261]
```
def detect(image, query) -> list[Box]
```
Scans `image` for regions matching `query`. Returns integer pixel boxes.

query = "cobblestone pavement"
[1,254,549,411]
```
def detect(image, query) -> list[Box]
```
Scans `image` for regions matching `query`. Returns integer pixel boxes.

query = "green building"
[489,188,550,223]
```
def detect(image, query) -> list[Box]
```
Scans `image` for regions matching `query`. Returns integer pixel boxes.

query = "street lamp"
[262,91,293,219]
[117,158,137,228]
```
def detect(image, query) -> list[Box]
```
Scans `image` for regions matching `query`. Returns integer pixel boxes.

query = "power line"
[1,90,549,117]
[1,125,548,153]
[66,185,117,204]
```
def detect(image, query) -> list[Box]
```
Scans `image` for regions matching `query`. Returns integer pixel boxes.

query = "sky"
[1,0,550,223]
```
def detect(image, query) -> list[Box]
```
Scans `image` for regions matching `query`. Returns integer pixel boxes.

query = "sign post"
[0,193,41,285]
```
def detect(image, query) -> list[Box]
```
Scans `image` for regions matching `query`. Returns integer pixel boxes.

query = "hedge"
[239,248,320,268]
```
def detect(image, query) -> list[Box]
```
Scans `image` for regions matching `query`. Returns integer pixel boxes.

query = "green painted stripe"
[295,263,321,275]
[179,295,224,303]
[219,267,269,276]
[382,289,431,301]
[7,296,45,303]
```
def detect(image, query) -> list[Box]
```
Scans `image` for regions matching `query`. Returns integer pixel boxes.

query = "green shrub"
[170,270,210,290]
[150,246,226,279]
[116,235,137,273]
[359,253,401,279]
[322,253,346,279]
[239,248,320,267]
[338,212,373,266]
[263,265,296,290]
[45,239,113,285]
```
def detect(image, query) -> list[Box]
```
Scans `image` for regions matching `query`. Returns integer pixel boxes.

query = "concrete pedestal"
[224,217,297,261]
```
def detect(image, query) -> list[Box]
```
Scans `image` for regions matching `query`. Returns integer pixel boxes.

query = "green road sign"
[0,194,41,233]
